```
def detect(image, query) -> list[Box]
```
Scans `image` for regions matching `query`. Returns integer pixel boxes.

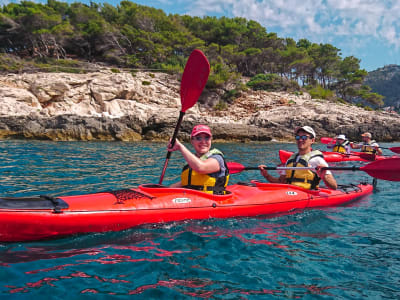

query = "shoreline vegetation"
[0,1,385,106]
[0,1,399,142]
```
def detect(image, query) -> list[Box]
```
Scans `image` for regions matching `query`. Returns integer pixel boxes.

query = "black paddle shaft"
[159,111,185,184]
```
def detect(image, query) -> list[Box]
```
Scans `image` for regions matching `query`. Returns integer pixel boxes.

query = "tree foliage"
[247,73,299,92]
[0,0,383,107]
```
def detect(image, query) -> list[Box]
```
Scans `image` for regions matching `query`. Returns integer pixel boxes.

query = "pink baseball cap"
[191,124,212,138]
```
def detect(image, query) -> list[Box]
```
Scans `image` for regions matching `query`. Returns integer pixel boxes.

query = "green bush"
[111,68,120,73]
[142,81,151,85]
[238,82,249,92]
[222,89,240,103]
[247,74,278,90]
[150,63,182,75]
[206,63,239,89]
[247,73,300,92]
[215,100,228,111]
[0,54,24,72]
[354,102,375,111]
[33,58,92,73]
[306,85,334,100]
[0,55,101,73]
[336,98,347,104]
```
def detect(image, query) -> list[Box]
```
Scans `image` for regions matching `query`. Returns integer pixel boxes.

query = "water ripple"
[0,140,399,298]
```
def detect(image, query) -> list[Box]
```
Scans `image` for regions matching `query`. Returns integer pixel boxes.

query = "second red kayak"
[279,149,397,163]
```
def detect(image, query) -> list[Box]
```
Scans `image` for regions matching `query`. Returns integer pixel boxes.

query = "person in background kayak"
[327,134,351,154]
[167,124,229,194]
[350,132,383,155]
[258,126,337,190]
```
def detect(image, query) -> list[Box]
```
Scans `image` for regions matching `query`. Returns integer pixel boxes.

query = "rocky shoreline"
[1,70,399,142]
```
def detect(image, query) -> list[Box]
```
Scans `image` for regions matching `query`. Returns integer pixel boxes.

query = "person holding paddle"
[167,124,229,195]
[327,134,351,154]
[350,132,383,155]
[258,126,338,190]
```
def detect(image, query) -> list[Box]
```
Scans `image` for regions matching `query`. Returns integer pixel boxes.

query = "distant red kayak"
[0,182,372,242]
[279,149,397,164]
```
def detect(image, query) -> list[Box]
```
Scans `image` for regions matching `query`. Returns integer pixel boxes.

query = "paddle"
[158,49,210,185]
[227,158,400,181]
[320,137,400,154]
[379,147,400,153]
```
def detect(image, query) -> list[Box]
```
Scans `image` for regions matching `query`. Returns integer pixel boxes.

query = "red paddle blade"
[279,150,291,164]
[227,162,246,174]
[180,49,210,113]
[389,147,400,154]
[320,137,335,144]
[361,158,400,181]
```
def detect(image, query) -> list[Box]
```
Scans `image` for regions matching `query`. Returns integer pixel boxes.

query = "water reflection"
[0,209,398,298]
[0,140,399,298]
[0,141,165,196]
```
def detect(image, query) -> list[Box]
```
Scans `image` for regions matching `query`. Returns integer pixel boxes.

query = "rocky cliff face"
[1,70,399,142]
[365,64,400,108]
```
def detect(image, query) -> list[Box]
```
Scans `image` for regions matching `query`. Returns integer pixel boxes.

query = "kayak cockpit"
[0,195,69,213]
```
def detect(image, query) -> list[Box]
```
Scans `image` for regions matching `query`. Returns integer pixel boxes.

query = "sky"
[2,0,400,71]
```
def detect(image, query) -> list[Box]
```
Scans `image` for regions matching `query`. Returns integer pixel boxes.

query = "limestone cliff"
[0,70,399,142]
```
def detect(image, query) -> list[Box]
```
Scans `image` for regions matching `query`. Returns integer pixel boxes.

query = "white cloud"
[186,0,400,49]
[0,0,12,5]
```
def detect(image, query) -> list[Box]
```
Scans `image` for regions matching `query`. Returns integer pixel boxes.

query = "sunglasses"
[192,136,211,142]
[295,135,311,141]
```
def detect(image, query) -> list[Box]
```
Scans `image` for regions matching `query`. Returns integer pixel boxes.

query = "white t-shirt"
[278,154,332,176]
[307,156,332,175]
[356,142,379,148]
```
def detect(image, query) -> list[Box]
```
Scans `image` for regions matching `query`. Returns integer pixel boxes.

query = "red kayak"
[279,149,396,164]
[0,182,373,242]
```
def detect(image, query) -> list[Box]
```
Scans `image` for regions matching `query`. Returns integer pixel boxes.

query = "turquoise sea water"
[0,140,399,299]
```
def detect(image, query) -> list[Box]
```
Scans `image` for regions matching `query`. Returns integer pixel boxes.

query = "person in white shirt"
[258,126,337,190]
[350,132,382,155]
